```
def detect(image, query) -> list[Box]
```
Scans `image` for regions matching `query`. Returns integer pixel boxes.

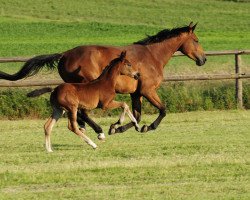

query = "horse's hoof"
[98,133,106,141]
[108,128,116,135]
[141,125,148,133]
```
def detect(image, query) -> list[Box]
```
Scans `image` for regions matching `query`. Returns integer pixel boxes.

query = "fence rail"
[164,73,250,82]
[1,50,250,63]
[0,50,250,108]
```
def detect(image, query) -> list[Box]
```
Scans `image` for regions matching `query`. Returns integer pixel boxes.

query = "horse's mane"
[134,25,190,45]
[90,53,125,83]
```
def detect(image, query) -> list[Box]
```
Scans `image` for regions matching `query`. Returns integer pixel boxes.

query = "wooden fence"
[0,50,250,109]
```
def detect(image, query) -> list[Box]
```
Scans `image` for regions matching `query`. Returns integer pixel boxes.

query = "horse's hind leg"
[78,109,105,140]
[77,110,86,132]
[68,108,97,149]
[44,107,64,152]
[44,117,53,152]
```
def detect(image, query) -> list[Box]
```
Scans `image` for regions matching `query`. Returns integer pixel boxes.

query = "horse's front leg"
[113,93,142,134]
[103,101,140,135]
[140,89,166,132]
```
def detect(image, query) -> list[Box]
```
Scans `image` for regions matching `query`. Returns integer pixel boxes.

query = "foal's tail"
[27,87,54,97]
[0,53,62,81]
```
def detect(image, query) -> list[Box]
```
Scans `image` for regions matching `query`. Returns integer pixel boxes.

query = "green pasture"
[0,0,250,75]
[0,110,249,199]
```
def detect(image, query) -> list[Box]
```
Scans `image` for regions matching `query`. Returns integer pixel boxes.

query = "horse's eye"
[127,63,131,67]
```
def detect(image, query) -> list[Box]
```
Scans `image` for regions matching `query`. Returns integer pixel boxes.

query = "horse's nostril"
[133,72,140,80]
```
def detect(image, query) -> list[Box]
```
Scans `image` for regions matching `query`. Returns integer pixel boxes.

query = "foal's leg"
[68,108,97,149]
[114,93,142,133]
[77,110,86,131]
[109,105,127,135]
[44,107,64,152]
[105,101,140,135]
[78,109,105,140]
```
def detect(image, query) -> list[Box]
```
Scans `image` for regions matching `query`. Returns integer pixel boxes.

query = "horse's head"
[119,51,140,80]
[178,22,207,66]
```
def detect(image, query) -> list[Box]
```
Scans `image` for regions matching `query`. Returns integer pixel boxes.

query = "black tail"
[0,53,62,81]
[27,87,54,97]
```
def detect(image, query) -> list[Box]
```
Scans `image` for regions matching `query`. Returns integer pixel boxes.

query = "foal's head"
[118,51,140,80]
[178,22,207,66]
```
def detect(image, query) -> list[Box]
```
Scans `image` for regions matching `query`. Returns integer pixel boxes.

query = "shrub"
[0,81,249,119]
[0,89,51,119]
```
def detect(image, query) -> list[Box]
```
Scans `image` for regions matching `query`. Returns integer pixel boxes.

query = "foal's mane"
[134,25,190,45]
[90,53,125,83]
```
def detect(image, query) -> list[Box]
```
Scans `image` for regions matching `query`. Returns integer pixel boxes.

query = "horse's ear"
[120,51,126,60]
[189,22,197,32]
[192,23,198,32]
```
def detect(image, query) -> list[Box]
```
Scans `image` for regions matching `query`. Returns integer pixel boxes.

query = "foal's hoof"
[135,126,141,132]
[91,143,98,149]
[98,133,106,141]
[141,125,148,133]
[79,128,86,133]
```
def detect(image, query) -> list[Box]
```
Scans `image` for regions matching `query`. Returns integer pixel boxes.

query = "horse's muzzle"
[133,72,140,80]
[196,56,207,66]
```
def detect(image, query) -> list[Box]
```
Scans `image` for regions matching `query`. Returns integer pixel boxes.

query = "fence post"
[235,54,243,109]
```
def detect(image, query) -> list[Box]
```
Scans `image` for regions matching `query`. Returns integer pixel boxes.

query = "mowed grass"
[0,110,249,199]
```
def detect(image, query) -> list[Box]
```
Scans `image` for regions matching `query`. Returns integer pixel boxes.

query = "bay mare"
[45,51,140,152]
[0,22,206,135]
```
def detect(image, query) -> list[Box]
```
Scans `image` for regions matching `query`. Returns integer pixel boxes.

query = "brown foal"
[44,51,140,152]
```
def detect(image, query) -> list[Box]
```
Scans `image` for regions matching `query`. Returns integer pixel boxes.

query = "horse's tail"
[27,87,54,98]
[0,53,62,81]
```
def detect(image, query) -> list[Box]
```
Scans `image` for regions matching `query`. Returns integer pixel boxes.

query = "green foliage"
[157,82,243,113]
[0,89,51,119]
[0,82,249,119]
[243,82,250,108]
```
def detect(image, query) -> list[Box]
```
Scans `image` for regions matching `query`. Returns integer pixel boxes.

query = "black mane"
[134,25,190,45]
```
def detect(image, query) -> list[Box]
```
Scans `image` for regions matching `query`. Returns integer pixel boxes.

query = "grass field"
[0,0,250,75]
[0,110,249,199]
